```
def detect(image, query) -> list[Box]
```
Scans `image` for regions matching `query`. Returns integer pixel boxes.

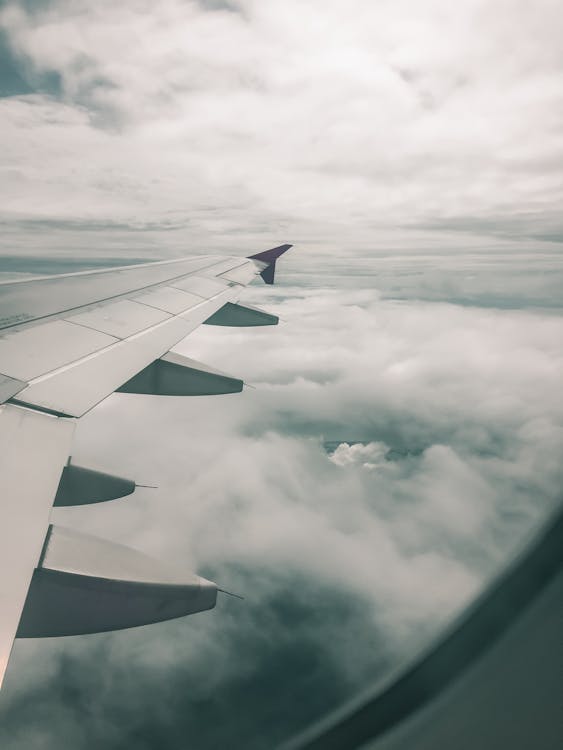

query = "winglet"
[247,244,293,285]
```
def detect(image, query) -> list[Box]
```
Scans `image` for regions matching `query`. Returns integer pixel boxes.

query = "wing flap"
[0,404,75,687]
[17,525,217,638]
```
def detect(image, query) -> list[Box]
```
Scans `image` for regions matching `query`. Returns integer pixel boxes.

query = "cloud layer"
[1,0,563,255]
[1,257,561,748]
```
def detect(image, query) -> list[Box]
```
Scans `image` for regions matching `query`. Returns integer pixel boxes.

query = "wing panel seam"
[0,259,227,333]
[22,289,229,387]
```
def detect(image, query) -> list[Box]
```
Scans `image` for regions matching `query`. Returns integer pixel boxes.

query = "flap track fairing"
[116,352,243,396]
[204,302,278,327]
[16,525,217,638]
[54,462,135,506]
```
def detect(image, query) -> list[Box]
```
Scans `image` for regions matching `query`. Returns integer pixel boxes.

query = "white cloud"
[329,441,389,470]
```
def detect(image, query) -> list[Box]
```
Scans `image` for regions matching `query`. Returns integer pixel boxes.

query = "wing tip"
[247,243,293,263]
[248,244,293,285]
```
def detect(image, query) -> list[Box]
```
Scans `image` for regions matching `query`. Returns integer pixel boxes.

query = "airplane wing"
[0,244,292,688]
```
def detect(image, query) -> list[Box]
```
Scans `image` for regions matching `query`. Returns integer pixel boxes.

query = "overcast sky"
[0,2,562,749]
[1,0,563,257]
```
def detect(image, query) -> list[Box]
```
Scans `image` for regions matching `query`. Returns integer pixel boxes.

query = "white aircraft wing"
[0,244,292,688]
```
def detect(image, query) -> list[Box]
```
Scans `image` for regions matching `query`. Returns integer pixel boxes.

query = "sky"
[1,0,562,257]
[0,1,562,749]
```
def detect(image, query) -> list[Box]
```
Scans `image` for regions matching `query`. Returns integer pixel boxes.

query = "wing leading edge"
[0,245,292,688]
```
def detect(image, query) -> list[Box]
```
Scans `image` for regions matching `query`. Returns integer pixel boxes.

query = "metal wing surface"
[0,245,292,688]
